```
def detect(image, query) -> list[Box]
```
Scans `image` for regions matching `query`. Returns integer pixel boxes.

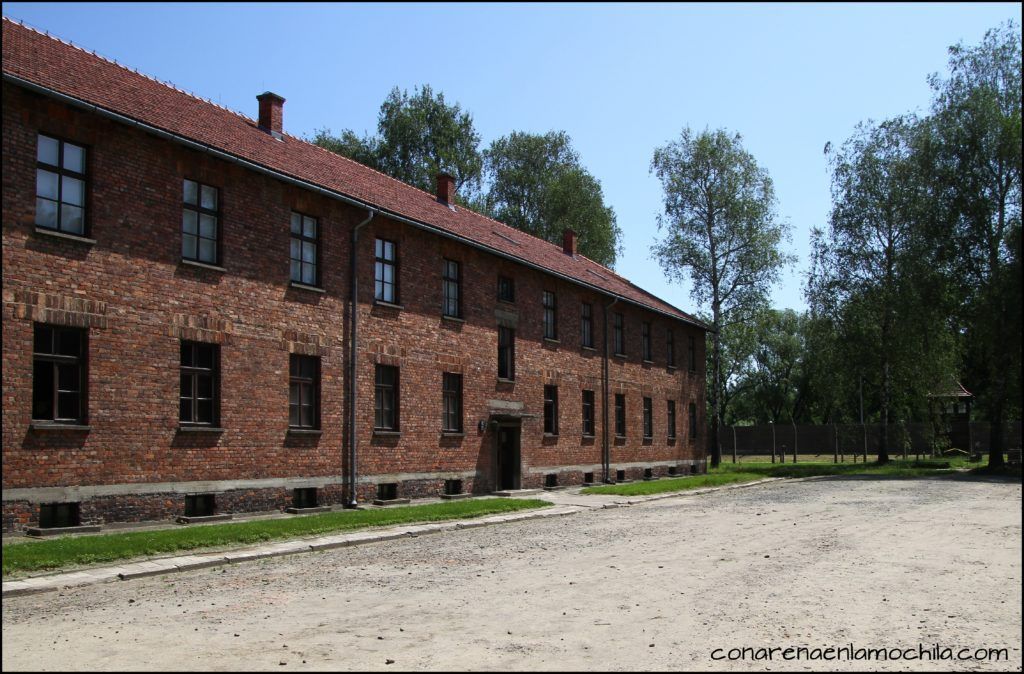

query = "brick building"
[1,18,707,532]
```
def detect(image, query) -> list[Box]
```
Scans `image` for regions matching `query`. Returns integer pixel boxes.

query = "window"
[32,324,86,423]
[642,322,652,361]
[35,134,87,236]
[374,365,399,430]
[497,275,515,303]
[543,291,557,340]
[689,402,698,440]
[580,303,594,348]
[498,326,515,380]
[615,394,626,437]
[667,400,677,439]
[442,259,461,318]
[613,312,625,355]
[582,389,595,436]
[374,238,398,304]
[442,372,463,433]
[290,211,319,287]
[544,385,559,435]
[667,330,676,368]
[289,354,320,429]
[688,335,697,372]
[643,397,653,438]
[182,179,220,265]
[180,341,219,426]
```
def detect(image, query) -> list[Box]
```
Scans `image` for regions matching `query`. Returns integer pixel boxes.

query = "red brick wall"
[2,82,706,530]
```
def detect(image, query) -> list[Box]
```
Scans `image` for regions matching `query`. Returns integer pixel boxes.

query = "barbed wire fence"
[718,421,1023,463]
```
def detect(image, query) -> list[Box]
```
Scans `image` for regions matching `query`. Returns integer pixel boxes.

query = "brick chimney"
[563,229,578,256]
[436,173,456,204]
[257,92,285,140]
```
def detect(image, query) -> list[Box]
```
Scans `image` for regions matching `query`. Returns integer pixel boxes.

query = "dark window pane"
[57,363,79,391]
[197,399,215,424]
[56,329,81,357]
[180,398,192,423]
[36,169,59,199]
[183,179,198,205]
[34,325,53,354]
[57,391,80,420]
[195,344,214,369]
[33,360,54,420]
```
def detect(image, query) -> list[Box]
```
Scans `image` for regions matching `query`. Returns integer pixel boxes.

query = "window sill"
[441,431,465,438]
[287,428,322,435]
[180,259,226,273]
[582,434,596,439]
[581,345,596,352]
[642,359,654,365]
[497,298,516,306]
[30,422,91,431]
[543,338,560,345]
[373,429,401,437]
[34,227,96,245]
[496,377,516,384]
[289,282,325,294]
[177,425,225,433]
[667,365,678,371]
[373,300,404,310]
[543,432,559,438]
[613,353,627,359]
[442,315,465,323]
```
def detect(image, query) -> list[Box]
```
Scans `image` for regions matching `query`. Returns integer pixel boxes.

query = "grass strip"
[580,472,763,496]
[2,498,551,577]
[580,458,978,497]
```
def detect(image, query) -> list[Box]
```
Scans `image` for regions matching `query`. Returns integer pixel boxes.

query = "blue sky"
[4,3,1019,315]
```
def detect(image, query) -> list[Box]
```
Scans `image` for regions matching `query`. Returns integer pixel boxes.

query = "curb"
[1,505,581,598]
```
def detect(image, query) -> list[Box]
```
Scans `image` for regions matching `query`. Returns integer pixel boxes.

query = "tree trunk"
[710,311,722,469]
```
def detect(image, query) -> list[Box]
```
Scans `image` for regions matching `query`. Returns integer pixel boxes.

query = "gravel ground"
[2,475,1020,671]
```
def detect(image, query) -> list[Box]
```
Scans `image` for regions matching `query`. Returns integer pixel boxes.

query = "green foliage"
[926,21,1021,464]
[651,128,794,464]
[1,499,550,577]
[483,131,621,266]
[313,85,484,201]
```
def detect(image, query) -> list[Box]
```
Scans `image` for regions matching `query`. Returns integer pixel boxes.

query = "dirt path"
[2,476,1020,671]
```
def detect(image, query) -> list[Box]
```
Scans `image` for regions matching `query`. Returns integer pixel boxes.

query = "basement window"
[444,479,463,496]
[690,465,699,475]
[545,474,559,488]
[293,487,318,509]
[584,472,594,484]
[185,493,216,518]
[39,502,81,529]
[616,469,626,482]
[377,483,398,501]
[668,466,678,476]
[644,467,653,480]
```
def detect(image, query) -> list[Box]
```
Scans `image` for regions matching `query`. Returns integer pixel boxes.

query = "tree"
[811,117,958,462]
[927,21,1022,467]
[313,85,484,201]
[310,128,379,170]
[484,131,621,266]
[651,128,793,467]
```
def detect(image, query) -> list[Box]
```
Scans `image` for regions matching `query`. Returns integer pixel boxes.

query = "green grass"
[581,457,986,497]
[580,472,764,496]
[1,498,551,578]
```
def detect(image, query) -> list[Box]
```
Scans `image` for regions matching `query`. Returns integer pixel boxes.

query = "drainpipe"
[348,209,376,507]
[602,297,618,483]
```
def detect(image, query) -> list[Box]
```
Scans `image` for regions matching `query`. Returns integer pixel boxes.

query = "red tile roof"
[2,17,705,328]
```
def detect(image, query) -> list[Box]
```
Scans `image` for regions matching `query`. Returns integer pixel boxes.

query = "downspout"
[348,209,376,507]
[602,297,618,483]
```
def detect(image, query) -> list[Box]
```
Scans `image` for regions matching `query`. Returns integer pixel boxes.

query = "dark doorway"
[496,424,521,490]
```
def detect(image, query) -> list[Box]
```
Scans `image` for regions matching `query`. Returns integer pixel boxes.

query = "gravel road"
[2,475,1020,671]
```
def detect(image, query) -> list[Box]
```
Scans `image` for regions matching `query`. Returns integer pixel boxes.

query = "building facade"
[1,18,707,532]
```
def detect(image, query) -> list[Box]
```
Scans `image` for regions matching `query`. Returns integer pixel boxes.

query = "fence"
[717,421,1023,463]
